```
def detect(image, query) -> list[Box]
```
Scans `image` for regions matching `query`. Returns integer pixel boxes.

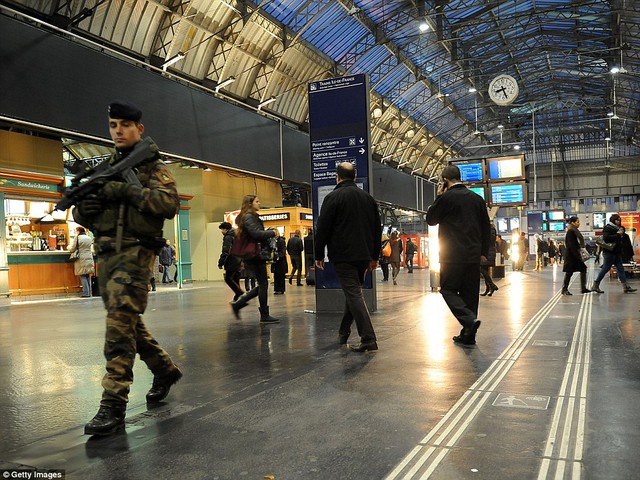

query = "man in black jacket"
[426,165,490,346]
[287,230,304,285]
[315,162,382,352]
[218,222,243,301]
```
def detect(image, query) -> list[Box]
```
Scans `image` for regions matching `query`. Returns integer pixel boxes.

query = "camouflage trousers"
[97,245,173,406]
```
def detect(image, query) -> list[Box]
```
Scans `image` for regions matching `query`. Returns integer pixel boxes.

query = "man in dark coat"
[426,165,490,346]
[315,162,382,352]
[218,222,243,300]
[303,229,314,276]
[287,230,304,285]
[591,214,637,293]
[405,237,416,273]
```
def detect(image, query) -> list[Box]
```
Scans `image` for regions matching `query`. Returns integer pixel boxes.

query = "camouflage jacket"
[73,140,179,251]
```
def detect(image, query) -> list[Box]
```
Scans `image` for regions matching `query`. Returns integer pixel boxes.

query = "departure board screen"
[453,160,485,182]
[490,182,526,206]
[486,155,525,181]
[468,185,486,199]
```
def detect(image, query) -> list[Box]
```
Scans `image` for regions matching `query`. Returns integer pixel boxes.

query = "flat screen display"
[593,213,605,229]
[548,221,565,231]
[496,217,508,233]
[452,159,485,183]
[542,223,548,231]
[510,217,520,231]
[489,182,527,206]
[548,210,564,221]
[468,185,486,200]
[486,155,525,181]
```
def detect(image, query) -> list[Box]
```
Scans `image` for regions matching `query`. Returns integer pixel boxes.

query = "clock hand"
[495,86,508,99]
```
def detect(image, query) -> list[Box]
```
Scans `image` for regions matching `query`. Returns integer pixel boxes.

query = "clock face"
[489,75,519,106]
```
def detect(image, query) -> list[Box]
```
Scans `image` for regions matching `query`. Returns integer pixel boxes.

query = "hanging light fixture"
[162,52,185,71]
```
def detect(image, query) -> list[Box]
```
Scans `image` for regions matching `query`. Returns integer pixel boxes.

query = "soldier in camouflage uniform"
[74,101,182,436]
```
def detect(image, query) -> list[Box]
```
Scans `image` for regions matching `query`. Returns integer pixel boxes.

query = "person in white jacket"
[69,226,95,297]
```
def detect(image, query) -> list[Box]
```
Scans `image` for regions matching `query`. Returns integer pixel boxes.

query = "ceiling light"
[419,22,430,32]
[610,66,620,74]
[607,111,614,117]
[513,145,521,150]
[497,124,504,129]
[215,76,236,93]
[406,129,415,138]
[373,107,383,118]
[258,96,277,110]
[605,136,611,141]
[468,87,477,93]
[162,52,185,71]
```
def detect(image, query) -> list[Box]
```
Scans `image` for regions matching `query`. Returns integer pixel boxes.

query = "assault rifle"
[54,137,154,212]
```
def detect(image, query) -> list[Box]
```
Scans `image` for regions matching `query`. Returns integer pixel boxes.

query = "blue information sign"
[308,74,374,297]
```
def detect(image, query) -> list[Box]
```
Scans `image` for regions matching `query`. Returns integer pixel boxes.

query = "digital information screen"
[510,217,520,231]
[490,183,525,205]
[455,161,485,182]
[496,218,508,233]
[487,155,524,181]
[548,210,565,221]
[548,221,566,231]
[593,213,605,229]
[468,185,485,199]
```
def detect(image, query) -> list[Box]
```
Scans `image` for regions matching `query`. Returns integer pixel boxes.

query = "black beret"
[108,101,142,122]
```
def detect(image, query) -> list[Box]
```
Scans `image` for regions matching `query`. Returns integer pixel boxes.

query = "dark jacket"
[315,180,382,263]
[621,233,634,263]
[271,236,289,274]
[159,244,175,266]
[218,229,241,271]
[602,222,623,255]
[405,240,416,256]
[563,226,587,273]
[481,224,497,266]
[426,184,490,264]
[287,235,303,257]
[238,212,276,263]
[303,234,314,257]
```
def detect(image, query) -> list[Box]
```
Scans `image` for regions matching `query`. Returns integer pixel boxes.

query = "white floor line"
[384,290,564,480]
[538,289,592,480]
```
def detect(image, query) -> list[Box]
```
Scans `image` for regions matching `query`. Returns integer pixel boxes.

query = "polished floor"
[0,261,639,480]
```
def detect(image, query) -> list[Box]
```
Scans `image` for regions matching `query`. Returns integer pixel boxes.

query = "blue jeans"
[162,264,171,283]
[80,274,91,297]
[594,252,627,283]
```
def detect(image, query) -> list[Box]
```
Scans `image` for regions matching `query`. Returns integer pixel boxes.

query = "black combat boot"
[259,307,279,324]
[622,283,637,293]
[84,404,126,436]
[591,280,604,293]
[146,365,183,403]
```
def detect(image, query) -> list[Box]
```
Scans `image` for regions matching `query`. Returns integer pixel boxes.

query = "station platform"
[0,262,638,480]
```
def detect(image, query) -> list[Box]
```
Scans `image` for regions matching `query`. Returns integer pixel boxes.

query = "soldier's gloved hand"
[77,194,103,216]
[100,181,143,202]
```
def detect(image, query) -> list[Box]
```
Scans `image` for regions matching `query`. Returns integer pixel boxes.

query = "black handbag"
[595,236,616,252]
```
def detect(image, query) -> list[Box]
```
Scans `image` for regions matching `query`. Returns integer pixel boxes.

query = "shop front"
[223,206,314,270]
[0,169,84,301]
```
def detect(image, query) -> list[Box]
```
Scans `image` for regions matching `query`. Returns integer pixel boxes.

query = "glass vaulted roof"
[3,0,640,180]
